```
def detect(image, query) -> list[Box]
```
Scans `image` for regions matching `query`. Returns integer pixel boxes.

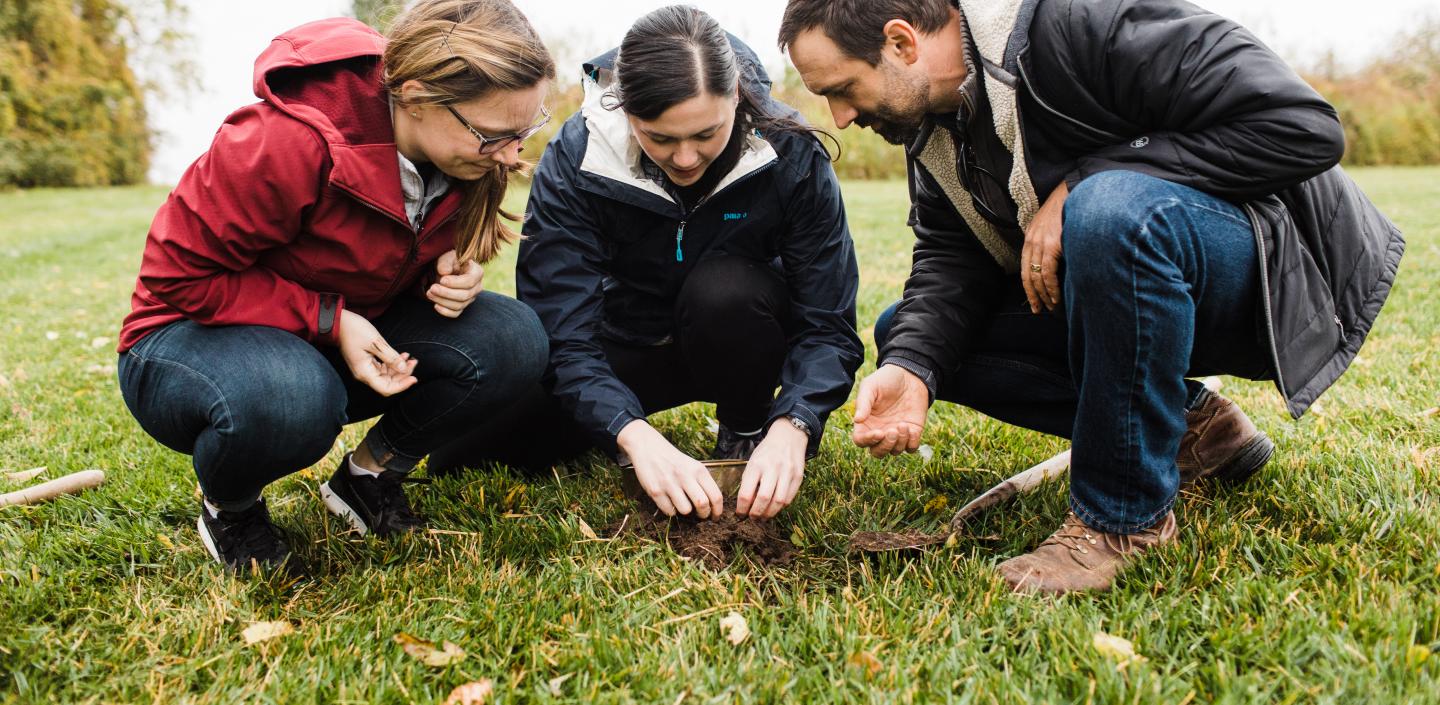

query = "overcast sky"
[147,0,1436,183]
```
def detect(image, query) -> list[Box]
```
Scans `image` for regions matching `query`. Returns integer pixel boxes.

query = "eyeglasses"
[446,105,551,156]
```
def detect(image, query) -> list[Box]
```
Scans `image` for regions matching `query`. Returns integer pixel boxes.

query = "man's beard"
[856,64,930,145]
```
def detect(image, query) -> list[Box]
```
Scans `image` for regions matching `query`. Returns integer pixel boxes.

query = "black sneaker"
[712,424,763,460]
[319,455,427,537]
[196,499,294,573]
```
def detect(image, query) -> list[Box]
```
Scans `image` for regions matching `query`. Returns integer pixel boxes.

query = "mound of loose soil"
[608,499,796,570]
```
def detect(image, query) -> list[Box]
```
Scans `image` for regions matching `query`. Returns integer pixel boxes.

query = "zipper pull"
[675,220,686,262]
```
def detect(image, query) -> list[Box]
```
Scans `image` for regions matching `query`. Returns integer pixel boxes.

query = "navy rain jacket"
[517,36,863,453]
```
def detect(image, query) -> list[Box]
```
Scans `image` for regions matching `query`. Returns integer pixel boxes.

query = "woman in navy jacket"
[433,6,862,520]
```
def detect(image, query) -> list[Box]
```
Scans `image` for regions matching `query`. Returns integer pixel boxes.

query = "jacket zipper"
[336,182,453,302]
[1242,203,1289,399]
[669,159,775,263]
[1015,60,1126,142]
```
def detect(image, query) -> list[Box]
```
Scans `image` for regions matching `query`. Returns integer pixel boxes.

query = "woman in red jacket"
[116,0,555,574]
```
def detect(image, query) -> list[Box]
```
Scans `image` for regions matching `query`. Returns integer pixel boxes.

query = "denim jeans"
[876,171,1271,534]
[117,292,548,510]
[428,255,791,473]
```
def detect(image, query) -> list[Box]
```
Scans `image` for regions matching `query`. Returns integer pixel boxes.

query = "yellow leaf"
[719,611,749,645]
[242,621,294,645]
[923,495,950,514]
[1092,631,1146,670]
[395,632,467,667]
[443,679,494,705]
[156,533,175,550]
[576,516,599,541]
[848,650,883,678]
[1406,645,1431,668]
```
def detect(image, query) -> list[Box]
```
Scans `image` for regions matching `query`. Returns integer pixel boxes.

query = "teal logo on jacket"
[723,212,748,221]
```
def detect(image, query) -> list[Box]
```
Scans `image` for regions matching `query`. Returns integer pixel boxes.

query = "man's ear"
[882,19,922,66]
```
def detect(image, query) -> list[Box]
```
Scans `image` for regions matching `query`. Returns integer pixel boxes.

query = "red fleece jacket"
[119,18,463,352]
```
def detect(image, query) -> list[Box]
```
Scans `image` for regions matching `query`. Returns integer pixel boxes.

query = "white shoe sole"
[319,481,370,536]
[197,514,225,566]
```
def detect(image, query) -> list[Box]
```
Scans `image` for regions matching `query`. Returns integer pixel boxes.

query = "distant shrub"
[0,0,153,189]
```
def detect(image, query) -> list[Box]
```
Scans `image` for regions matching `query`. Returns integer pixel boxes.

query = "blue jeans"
[876,171,1271,534]
[117,292,548,510]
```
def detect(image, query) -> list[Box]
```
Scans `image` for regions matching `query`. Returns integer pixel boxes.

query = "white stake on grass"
[0,470,106,508]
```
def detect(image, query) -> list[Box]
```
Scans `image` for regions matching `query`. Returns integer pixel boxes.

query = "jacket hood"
[253,18,392,150]
[249,18,432,228]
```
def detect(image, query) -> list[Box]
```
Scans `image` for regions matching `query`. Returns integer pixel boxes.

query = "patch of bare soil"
[608,499,796,570]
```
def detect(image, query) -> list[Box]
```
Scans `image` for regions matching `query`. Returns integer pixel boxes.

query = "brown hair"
[778,0,952,66]
[383,0,556,263]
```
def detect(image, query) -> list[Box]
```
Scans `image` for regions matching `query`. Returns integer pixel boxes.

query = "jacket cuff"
[766,404,824,459]
[879,353,938,404]
[317,293,345,346]
[604,409,645,450]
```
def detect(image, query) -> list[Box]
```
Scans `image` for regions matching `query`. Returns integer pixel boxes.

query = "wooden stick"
[0,470,105,508]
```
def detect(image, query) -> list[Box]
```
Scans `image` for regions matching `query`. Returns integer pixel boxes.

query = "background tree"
[0,0,154,187]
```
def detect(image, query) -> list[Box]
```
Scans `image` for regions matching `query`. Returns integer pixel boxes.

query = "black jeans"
[429,256,790,473]
[117,293,549,509]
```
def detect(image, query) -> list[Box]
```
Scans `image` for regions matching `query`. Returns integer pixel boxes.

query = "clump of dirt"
[608,499,796,570]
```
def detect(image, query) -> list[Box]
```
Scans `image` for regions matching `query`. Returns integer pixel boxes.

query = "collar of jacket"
[904,0,1042,273]
[573,68,779,217]
[252,18,457,231]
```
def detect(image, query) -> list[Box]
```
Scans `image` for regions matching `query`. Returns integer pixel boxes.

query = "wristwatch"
[787,414,811,437]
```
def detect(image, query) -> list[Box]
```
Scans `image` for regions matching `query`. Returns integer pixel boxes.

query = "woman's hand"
[618,420,724,519]
[338,310,418,396]
[427,249,485,318]
[736,418,806,519]
[1020,181,1070,313]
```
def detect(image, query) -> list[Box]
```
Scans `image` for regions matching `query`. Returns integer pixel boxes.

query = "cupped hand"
[852,364,930,458]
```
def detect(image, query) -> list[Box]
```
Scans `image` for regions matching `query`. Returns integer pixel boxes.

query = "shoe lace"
[1037,513,1100,556]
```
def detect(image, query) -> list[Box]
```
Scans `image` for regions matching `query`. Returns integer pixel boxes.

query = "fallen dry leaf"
[443,679,493,705]
[1421,407,1439,419]
[547,673,573,697]
[156,533,176,550]
[576,516,599,541]
[719,611,749,645]
[242,620,294,645]
[1093,631,1146,670]
[395,632,466,667]
[848,650,883,678]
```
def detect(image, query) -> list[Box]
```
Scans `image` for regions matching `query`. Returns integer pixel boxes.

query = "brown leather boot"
[997,511,1177,594]
[1177,387,1274,486]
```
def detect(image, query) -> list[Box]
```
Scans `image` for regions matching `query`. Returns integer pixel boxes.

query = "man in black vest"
[781,0,1403,594]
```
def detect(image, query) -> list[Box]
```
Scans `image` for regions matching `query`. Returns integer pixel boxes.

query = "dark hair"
[778,0,952,66]
[612,5,834,154]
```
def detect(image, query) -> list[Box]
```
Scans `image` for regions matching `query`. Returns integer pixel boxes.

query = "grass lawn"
[1,170,1437,703]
